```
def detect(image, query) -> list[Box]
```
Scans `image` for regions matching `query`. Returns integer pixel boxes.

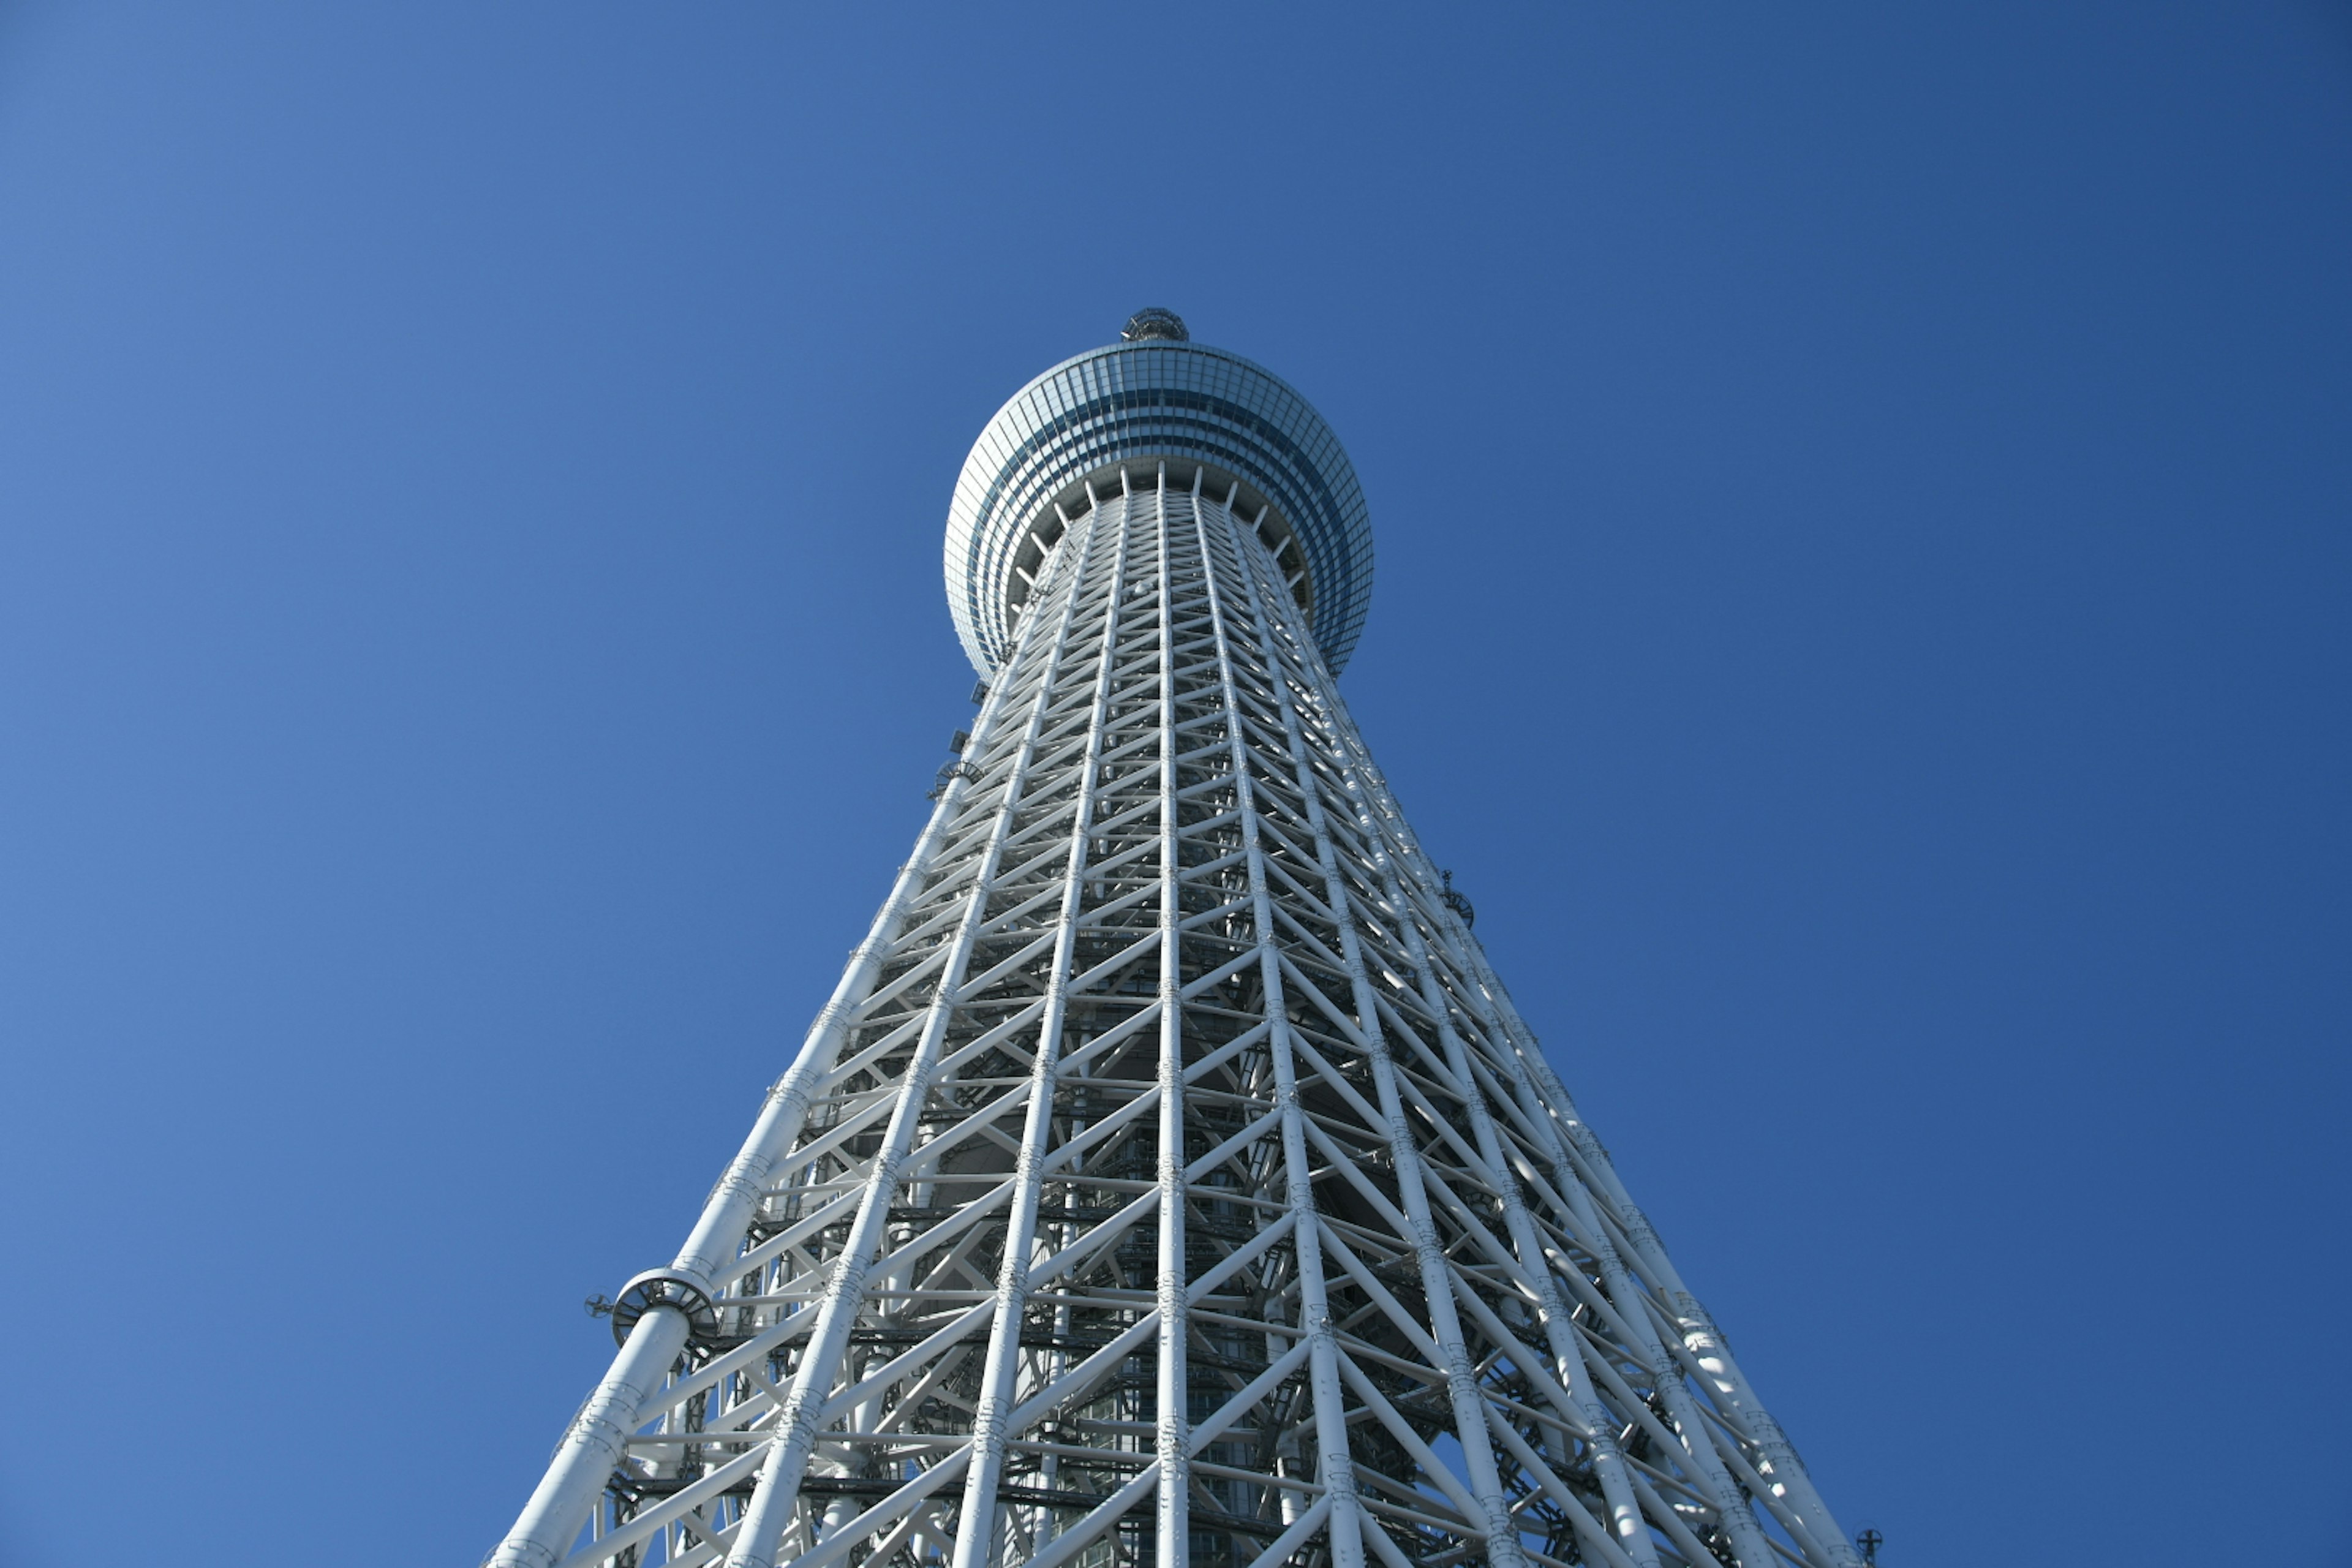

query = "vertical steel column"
[1150,468,1191,1568]
[720,491,1107,1568]
[1510,1025,1859,1568]
[1371,862,1789,1568]
[1229,507,1531,1568]
[1309,696,1796,1565]
[1526,1058,1860,1568]
[948,482,1132,1568]
[1279,606,1708,1568]
[1261,574,1832,1568]
[485,611,1040,1568]
[1200,490,1368,1568]
[1336,816,1663,1568]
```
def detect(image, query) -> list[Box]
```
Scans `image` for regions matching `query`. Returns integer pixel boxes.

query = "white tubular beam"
[948,483,1128,1568]
[1424,929,1785,1568]
[778,1446,976,1568]
[485,513,1059,1568]
[1242,1493,1333,1568]
[1477,1404,1646,1568]
[1323,742,1660,1567]
[669,767,962,1291]
[491,1313,695,1568]
[1232,512,1530,1568]
[1290,582,1850,1568]
[1556,1102,1858,1568]
[1150,469,1192,1568]
[721,502,1103,1568]
[676,510,1088,1297]
[1014,1467,1159,1568]
[1208,494,1367,1568]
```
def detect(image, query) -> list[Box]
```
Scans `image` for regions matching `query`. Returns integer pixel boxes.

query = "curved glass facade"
[944,335,1373,677]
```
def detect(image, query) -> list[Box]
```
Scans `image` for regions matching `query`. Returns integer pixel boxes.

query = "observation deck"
[943,310,1373,677]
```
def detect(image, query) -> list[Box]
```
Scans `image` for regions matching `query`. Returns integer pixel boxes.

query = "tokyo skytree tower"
[488,311,1858,1568]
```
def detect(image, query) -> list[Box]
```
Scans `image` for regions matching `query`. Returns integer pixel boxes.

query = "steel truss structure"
[489,337,1854,1568]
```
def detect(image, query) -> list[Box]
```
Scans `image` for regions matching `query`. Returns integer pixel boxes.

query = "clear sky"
[1,6,2346,1566]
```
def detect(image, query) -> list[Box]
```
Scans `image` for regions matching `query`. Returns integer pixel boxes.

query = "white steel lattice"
[489,465,1855,1568]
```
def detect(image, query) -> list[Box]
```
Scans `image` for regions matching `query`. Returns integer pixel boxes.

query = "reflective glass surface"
[944,339,1373,676]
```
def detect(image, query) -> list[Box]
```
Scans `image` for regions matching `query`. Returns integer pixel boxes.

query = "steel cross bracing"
[489,466,1856,1568]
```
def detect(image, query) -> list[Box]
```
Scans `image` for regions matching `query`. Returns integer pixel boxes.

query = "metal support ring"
[608,1268,720,1348]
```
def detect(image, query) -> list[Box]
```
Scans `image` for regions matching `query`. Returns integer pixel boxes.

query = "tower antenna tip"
[1120,307,1188,342]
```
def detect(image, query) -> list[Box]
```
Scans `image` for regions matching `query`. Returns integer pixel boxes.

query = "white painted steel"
[490,348,1855,1568]
[1150,467,1193,1568]
[946,494,1123,1568]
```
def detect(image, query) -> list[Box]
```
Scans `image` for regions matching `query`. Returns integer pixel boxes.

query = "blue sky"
[1,6,2346,1566]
